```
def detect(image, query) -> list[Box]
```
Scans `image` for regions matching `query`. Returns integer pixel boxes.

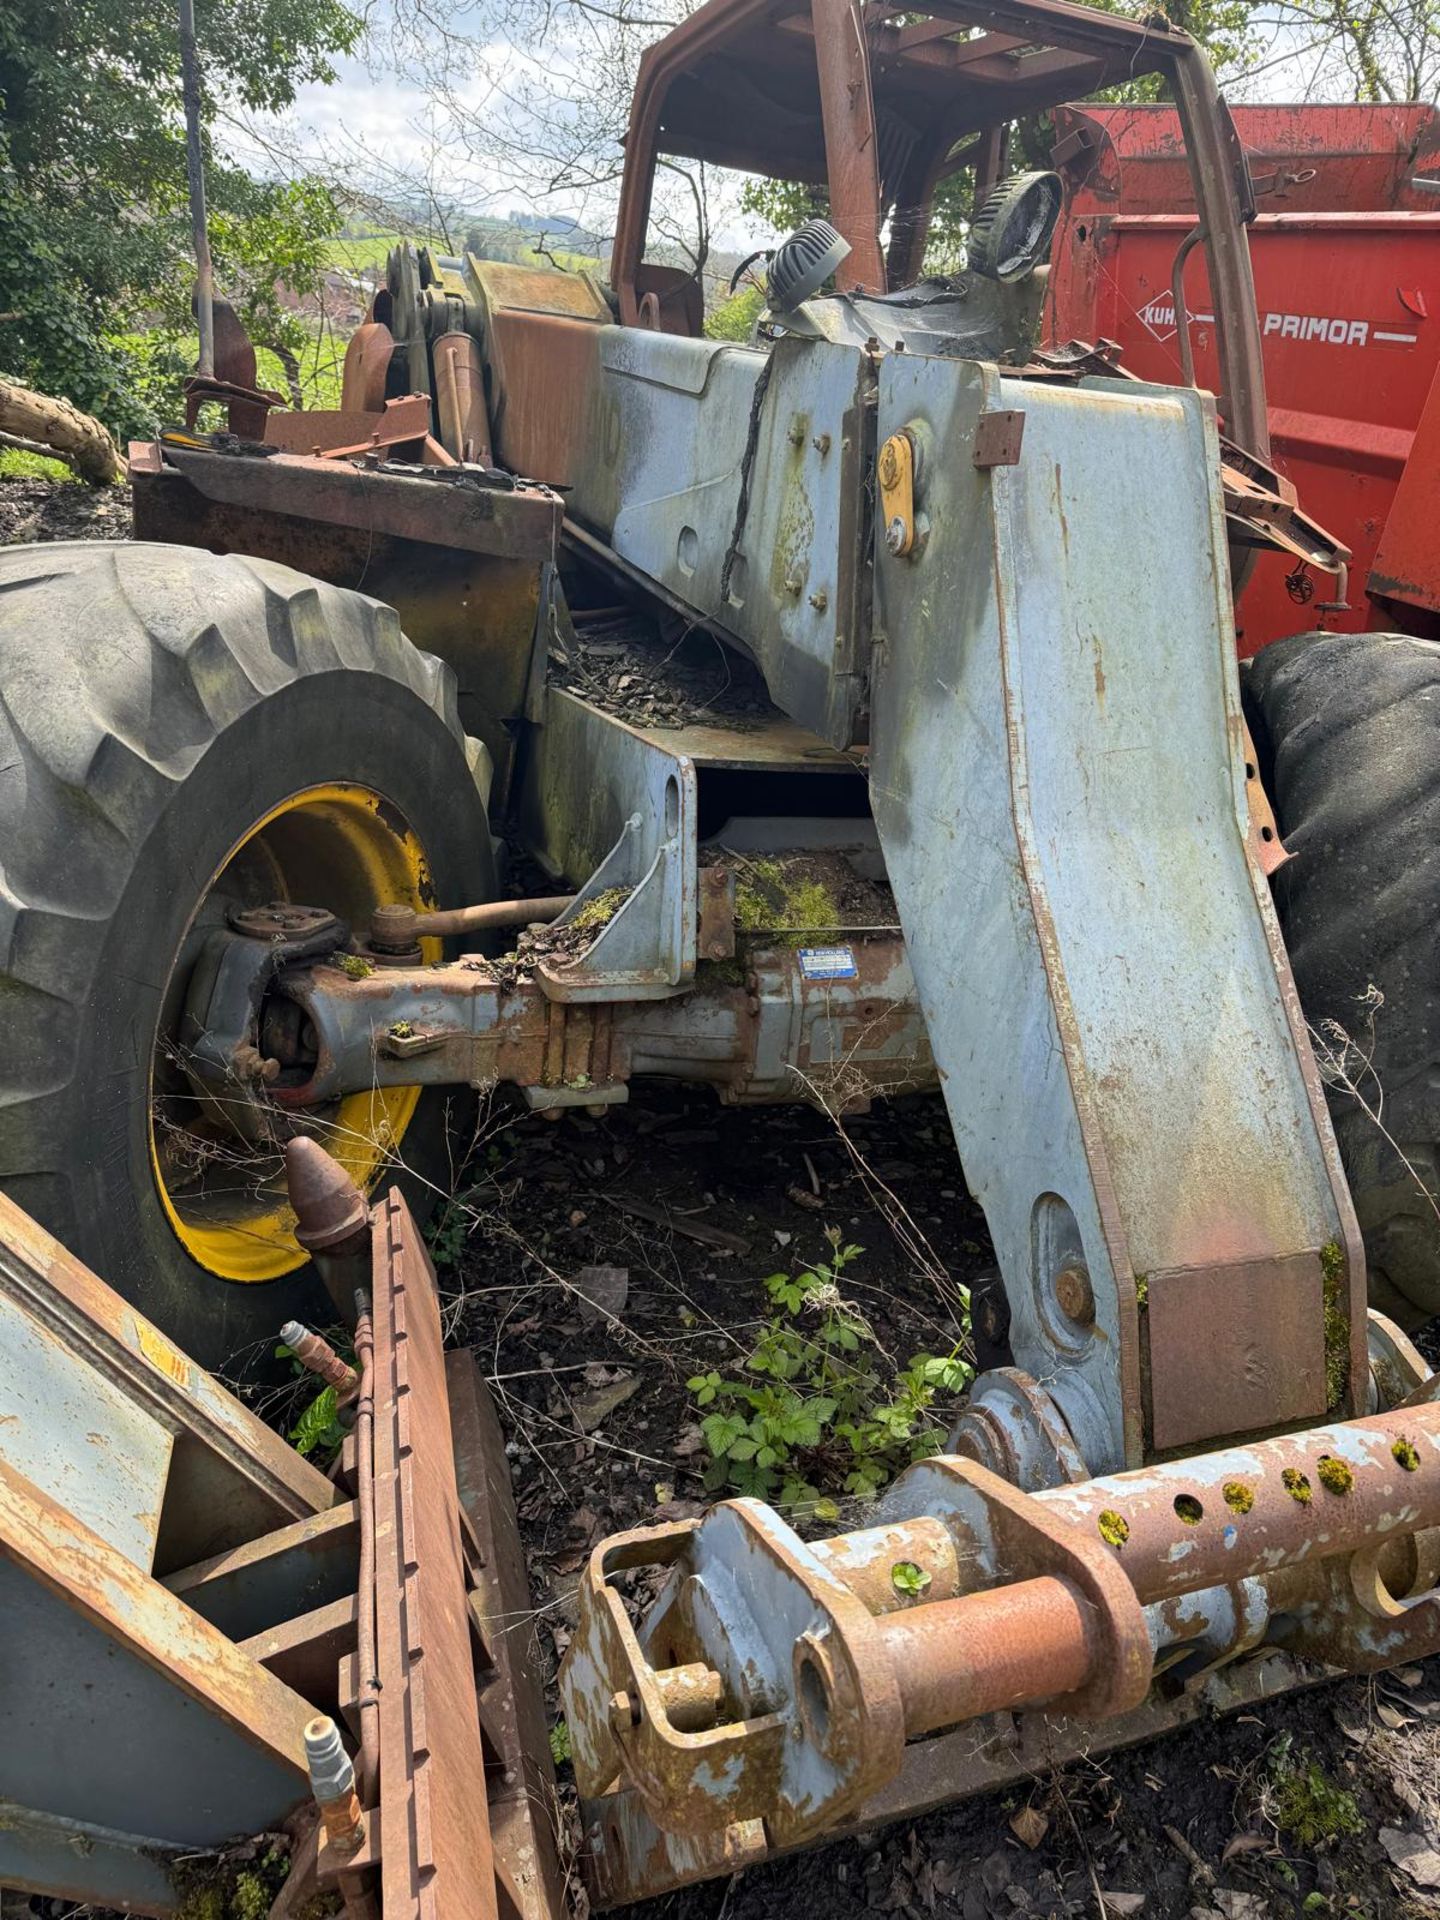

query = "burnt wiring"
[719,352,776,604]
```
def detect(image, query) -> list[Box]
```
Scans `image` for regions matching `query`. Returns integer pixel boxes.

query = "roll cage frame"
[610,0,1270,459]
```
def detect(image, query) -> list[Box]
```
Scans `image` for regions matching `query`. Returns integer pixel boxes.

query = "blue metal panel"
[869,357,1354,1469]
[0,1803,184,1912]
[0,1287,171,1569]
[0,1559,308,1849]
[577,331,872,746]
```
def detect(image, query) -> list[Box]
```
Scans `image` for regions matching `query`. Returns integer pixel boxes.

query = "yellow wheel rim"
[150,784,438,1284]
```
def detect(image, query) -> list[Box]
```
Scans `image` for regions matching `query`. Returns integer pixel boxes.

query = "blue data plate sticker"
[798,946,859,981]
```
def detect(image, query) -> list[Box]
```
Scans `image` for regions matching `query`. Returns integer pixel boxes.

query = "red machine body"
[1047,103,1440,651]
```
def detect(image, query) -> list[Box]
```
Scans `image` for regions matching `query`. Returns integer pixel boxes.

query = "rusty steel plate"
[157,443,560,563]
[1145,1251,1327,1451]
[371,1190,498,1920]
[447,1351,568,1920]
[972,408,1026,467]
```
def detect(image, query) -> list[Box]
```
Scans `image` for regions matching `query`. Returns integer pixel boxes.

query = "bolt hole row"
[1100,1438,1423,1548]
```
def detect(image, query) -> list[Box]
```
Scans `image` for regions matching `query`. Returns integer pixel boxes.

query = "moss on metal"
[1097,1508,1129,1548]
[733,856,840,945]
[1316,1454,1354,1495]
[569,885,633,937]
[1320,1238,1348,1411]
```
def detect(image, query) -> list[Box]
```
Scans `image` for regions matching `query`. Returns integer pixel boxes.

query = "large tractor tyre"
[1247,628,1440,1330]
[0,541,494,1370]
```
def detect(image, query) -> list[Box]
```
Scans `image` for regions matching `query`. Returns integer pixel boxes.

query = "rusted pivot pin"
[830,1404,1440,1725]
[869,1575,1093,1736]
[611,1579,1088,1745]
[564,1398,1440,1849]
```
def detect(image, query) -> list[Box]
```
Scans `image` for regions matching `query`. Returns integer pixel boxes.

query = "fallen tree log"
[0,376,122,485]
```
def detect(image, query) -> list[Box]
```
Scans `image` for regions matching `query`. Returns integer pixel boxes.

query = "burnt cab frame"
[609,0,1270,461]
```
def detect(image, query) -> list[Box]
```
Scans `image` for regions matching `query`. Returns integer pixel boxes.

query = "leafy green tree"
[0,0,359,437]
[704,281,764,341]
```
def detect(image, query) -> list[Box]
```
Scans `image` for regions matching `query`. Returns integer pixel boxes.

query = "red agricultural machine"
[1047,101,1440,650]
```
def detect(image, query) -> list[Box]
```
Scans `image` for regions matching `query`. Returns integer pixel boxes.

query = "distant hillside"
[326,209,607,280]
[325,210,750,322]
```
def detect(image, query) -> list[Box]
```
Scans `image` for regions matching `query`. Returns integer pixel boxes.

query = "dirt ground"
[7,478,1440,1920]
[438,1083,1440,1920]
[0,474,132,544]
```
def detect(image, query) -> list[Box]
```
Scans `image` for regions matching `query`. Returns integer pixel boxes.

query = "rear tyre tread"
[1248,626,1440,1326]
[0,540,490,1364]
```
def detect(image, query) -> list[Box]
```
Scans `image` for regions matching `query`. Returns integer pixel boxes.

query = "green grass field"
[324,229,419,273]
[254,338,346,412]
[0,448,75,481]
[326,226,600,278]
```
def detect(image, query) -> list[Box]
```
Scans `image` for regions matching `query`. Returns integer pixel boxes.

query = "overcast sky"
[228,8,1369,251]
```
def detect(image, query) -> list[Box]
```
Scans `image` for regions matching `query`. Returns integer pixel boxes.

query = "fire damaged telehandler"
[3,0,1440,1911]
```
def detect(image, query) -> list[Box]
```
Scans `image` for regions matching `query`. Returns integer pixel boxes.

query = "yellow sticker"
[135,1318,192,1390]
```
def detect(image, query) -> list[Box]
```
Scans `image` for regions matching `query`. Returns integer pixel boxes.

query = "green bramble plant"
[687,1228,971,1514]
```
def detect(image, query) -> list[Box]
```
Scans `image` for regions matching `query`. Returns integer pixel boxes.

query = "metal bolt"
[812,432,831,454]
[609,1688,639,1733]
[1055,1264,1096,1325]
[809,589,829,612]
[304,1715,365,1859]
[281,1320,359,1397]
[784,573,803,596]
[886,516,908,556]
[787,421,805,445]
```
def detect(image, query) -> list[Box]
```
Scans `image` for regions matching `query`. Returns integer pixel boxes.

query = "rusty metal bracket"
[183,372,286,440]
[1243,718,1290,878]
[563,1505,907,1846]
[697,863,737,961]
[150,439,560,563]
[972,408,1026,467]
[1219,435,1351,579]
[565,1395,1440,1905]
